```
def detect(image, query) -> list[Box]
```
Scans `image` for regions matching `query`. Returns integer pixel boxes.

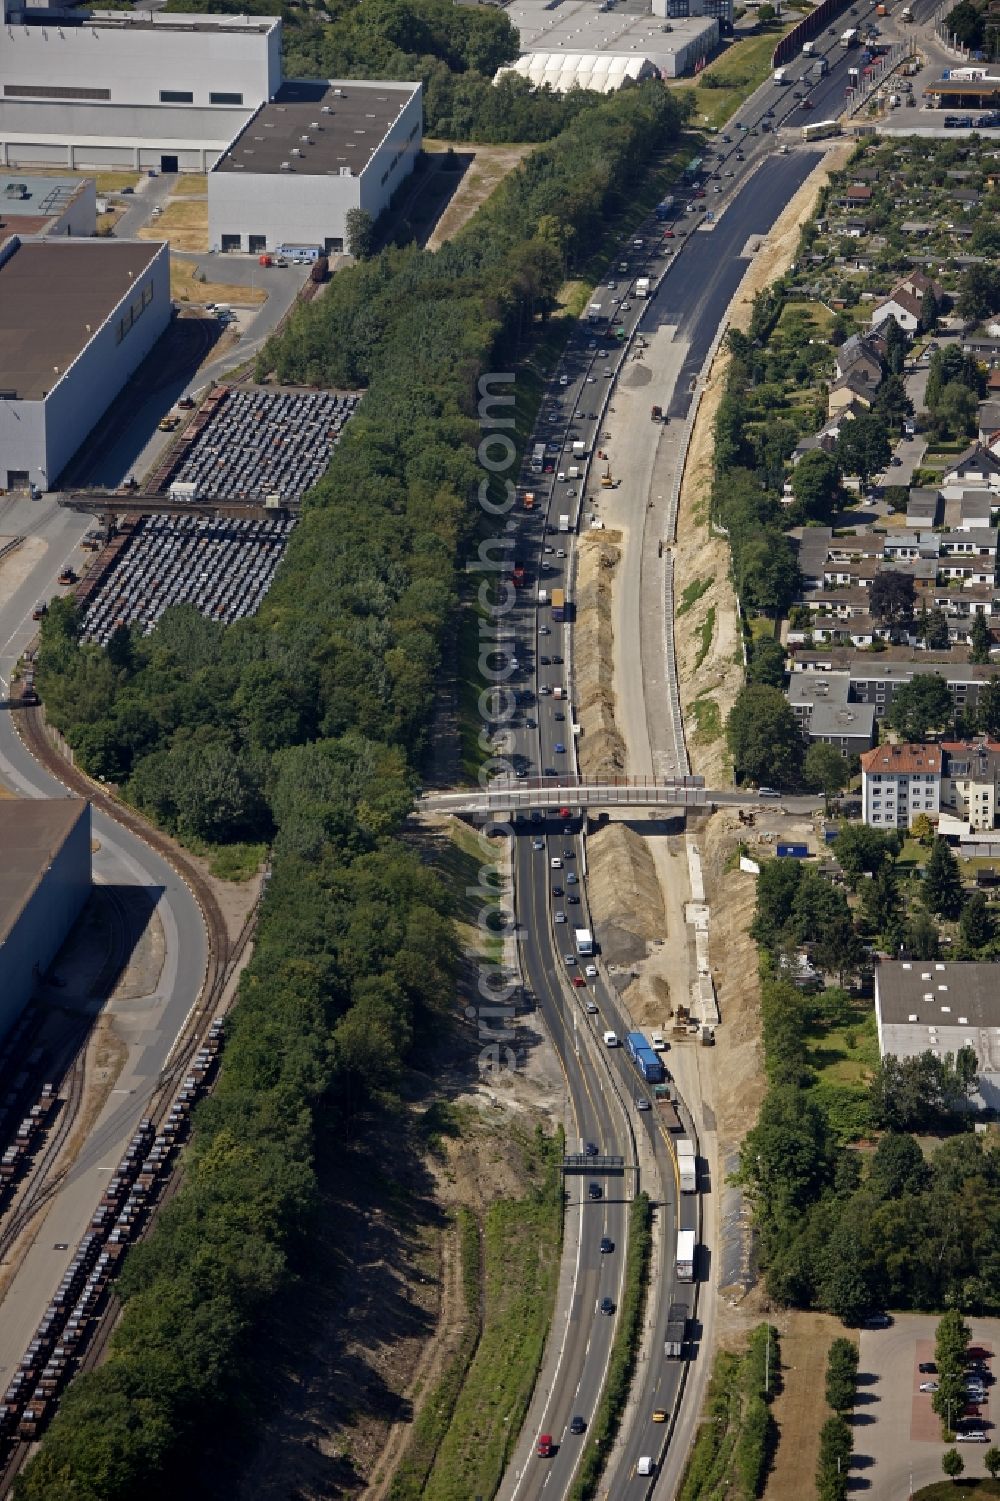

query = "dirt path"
[673,145,853,786]
[424,142,533,250]
[765,1311,856,1501]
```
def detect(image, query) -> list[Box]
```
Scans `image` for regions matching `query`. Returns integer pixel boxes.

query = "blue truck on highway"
[625,1032,665,1085]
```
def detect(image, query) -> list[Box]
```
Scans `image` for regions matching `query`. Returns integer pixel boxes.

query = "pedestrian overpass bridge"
[421,776,709,816]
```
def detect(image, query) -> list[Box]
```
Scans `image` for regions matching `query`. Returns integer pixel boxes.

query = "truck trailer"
[625,1032,665,1085]
[574,927,593,955]
[665,1302,689,1358]
[840,27,859,45]
[677,1138,697,1193]
[558,515,570,533]
[676,1229,696,1282]
[635,277,651,297]
[552,588,566,623]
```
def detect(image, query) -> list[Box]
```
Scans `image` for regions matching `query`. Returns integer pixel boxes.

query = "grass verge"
[915,1486,1000,1500]
[180,836,267,883]
[691,695,723,745]
[678,576,712,617]
[675,26,798,131]
[569,1192,653,1501]
[679,1323,779,1501]
[694,606,716,672]
[423,1127,565,1501]
[432,819,504,966]
[387,1207,482,1501]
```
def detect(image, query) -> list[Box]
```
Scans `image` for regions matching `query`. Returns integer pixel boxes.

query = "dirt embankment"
[674,146,853,788]
[574,530,628,779]
[699,810,766,1150]
[586,821,666,969]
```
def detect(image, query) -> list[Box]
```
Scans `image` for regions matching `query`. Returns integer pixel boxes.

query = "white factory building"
[498,0,725,87]
[0,236,170,490]
[207,78,423,255]
[876,960,1000,1113]
[0,6,281,173]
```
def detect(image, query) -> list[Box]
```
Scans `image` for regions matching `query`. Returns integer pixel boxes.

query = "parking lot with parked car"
[856,1316,1000,1492]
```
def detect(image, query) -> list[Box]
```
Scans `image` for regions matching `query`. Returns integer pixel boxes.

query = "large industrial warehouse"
[0,236,170,490]
[0,799,92,1037]
[0,6,281,173]
[207,77,423,254]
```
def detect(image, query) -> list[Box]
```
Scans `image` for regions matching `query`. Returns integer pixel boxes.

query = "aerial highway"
[492,13,886,1488]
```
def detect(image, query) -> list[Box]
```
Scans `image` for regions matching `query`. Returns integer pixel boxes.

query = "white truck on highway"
[840,26,859,45]
[575,928,594,955]
[677,1138,697,1193]
[676,1229,696,1282]
[773,66,789,83]
[635,276,651,297]
[801,39,815,55]
[558,515,570,532]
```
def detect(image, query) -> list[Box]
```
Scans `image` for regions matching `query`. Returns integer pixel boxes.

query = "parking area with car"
[856,1315,1000,1492]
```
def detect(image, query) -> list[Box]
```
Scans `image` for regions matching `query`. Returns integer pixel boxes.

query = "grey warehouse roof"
[0,799,89,949]
[878,960,1000,1030]
[213,78,419,178]
[0,237,160,402]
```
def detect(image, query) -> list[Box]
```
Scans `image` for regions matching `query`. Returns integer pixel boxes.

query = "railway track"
[0,705,259,1492]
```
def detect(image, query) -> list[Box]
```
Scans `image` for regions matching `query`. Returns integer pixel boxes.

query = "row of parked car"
[0,1020,224,1444]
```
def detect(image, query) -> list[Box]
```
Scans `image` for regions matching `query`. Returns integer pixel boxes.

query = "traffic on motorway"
[491,14,896,1485]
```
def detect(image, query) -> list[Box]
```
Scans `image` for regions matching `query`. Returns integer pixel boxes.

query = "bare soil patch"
[574,529,627,779]
[587,821,665,968]
[674,147,853,786]
[699,810,765,1154]
[765,1311,856,1501]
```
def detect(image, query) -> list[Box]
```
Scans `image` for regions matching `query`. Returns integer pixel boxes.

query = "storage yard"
[167,387,359,505]
[78,514,295,643]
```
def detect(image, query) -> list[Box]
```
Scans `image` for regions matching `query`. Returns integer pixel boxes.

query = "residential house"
[882,530,939,562]
[939,739,1000,829]
[871,271,945,334]
[787,652,1000,724]
[792,528,833,588]
[860,742,942,828]
[786,671,875,750]
[834,332,884,387]
[828,371,875,414]
[954,491,995,529]
[941,444,1000,496]
[937,528,998,583]
[978,401,1000,442]
[796,586,874,619]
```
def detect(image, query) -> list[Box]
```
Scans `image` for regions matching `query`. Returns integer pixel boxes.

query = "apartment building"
[860,743,942,828]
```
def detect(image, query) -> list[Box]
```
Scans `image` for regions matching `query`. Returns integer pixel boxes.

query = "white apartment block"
[860,743,942,829]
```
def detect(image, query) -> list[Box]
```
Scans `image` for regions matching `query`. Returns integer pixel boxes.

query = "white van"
[637,1456,655,1475]
[603,1031,619,1047]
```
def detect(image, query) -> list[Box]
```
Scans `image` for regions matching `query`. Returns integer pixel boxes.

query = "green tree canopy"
[887,674,954,740]
[804,742,850,798]
[790,449,842,525]
[726,685,804,788]
[923,836,965,919]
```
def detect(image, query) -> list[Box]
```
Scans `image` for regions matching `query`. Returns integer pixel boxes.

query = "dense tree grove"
[165,0,604,141]
[739,865,994,1323]
[19,86,687,1501]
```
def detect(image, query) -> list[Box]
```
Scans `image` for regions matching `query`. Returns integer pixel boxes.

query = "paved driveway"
[856,1314,1000,1494]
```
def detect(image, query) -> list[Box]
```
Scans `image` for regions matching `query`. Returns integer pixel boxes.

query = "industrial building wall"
[358,84,423,224]
[0,101,253,173]
[0,19,279,111]
[0,804,91,1040]
[207,169,361,253]
[33,242,170,488]
[0,399,46,490]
